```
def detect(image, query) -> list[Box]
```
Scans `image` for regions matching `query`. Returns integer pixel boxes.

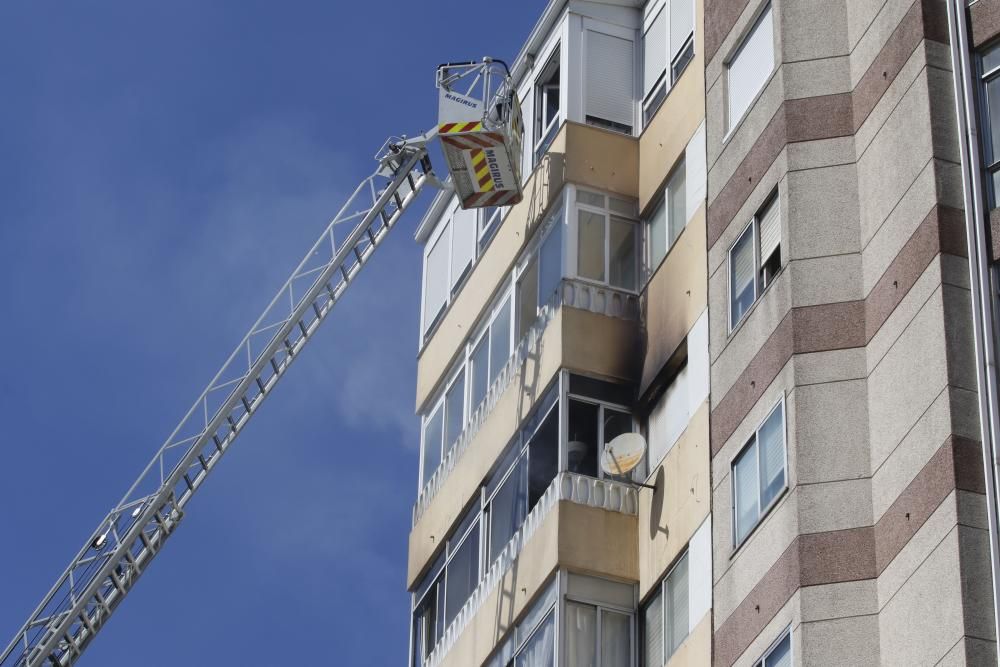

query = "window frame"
[564,597,637,667]
[564,391,637,481]
[754,626,793,667]
[644,158,687,279]
[978,44,1000,207]
[730,395,788,548]
[418,364,468,489]
[641,548,690,665]
[727,189,780,333]
[641,0,696,127]
[724,1,775,138]
[574,187,641,293]
[534,47,562,164]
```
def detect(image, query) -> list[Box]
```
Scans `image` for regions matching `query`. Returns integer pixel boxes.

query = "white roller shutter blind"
[731,225,755,305]
[727,3,774,130]
[648,363,688,468]
[733,445,759,543]
[670,0,694,61]
[423,226,449,333]
[643,588,663,667]
[451,207,476,289]
[643,7,667,97]
[666,553,689,657]
[758,196,780,262]
[586,30,635,129]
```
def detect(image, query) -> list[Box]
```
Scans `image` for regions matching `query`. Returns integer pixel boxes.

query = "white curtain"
[565,602,597,667]
[516,611,555,667]
[601,611,631,667]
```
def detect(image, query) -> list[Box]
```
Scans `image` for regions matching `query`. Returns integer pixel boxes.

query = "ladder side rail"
[2,146,430,667]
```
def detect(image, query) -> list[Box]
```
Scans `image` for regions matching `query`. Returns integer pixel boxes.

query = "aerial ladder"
[1,58,523,667]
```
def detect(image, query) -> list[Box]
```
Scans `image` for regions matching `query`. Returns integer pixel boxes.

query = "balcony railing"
[424,472,639,667]
[412,278,640,526]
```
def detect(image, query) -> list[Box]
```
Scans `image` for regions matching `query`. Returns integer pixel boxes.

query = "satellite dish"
[601,432,647,478]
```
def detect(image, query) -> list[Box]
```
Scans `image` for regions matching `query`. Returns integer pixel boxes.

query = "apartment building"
[407,0,1000,666]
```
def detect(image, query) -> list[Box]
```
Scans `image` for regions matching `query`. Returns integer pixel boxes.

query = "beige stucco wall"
[409,306,641,587]
[416,122,640,413]
[638,401,711,600]
[663,613,712,667]
[640,205,709,395]
[435,501,638,667]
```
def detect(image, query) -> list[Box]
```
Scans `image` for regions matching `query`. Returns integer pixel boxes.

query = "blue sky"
[0,3,534,664]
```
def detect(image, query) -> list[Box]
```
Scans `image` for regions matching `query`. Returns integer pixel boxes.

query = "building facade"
[408,1,1000,665]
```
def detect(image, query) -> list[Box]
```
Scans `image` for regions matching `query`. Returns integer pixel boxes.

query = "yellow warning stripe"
[438,121,483,134]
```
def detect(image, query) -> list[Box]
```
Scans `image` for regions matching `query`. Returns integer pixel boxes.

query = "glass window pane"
[470,335,489,411]
[758,402,786,508]
[578,209,607,282]
[568,400,600,478]
[730,223,756,327]
[518,257,540,340]
[424,228,450,334]
[667,161,687,246]
[991,167,1000,209]
[666,553,690,657]
[984,45,1000,75]
[764,632,791,667]
[539,221,563,305]
[987,77,1000,165]
[733,441,760,544]
[643,588,664,667]
[564,602,597,667]
[609,196,637,217]
[516,610,555,667]
[601,610,631,667]
[422,406,444,486]
[488,457,526,564]
[444,525,480,627]
[517,579,558,645]
[444,371,465,455]
[528,407,560,510]
[648,196,667,270]
[490,297,512,386]
[578,190,606,208]
[609,216,637,290]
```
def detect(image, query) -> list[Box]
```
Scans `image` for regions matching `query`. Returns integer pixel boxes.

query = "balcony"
[424,472,639,667]
[412,277,639,526]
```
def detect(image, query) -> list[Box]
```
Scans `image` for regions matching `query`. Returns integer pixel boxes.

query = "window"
[421,202,499,338]
[479,206,503,253]
[517,215,564,340]
[535,49,561,163]
[645,361,688,474]
[484,579,558,667]
[732,398,786,545]
[585,28,635,135]
[576,189,639,291]
[726,3,774,133]
[566,398,633,480]
[642,551,690,664]
[471,294,513,410]
[642,0,695,124]
[646,159,686,272]
[753,628,792,667]
[565,601,633,666]
[728,192,780,330]
[979,43,1000,206]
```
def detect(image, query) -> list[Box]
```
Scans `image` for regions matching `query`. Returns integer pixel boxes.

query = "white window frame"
[724,2,775,138]
[514,206,565,337]
[582,19,637,137]
[641,0,696,127]
[727,190,780,333]
[754,626,793,667]
[644,158,686,278]
[418,364,468,490]
[534,46,562,164]
[563,595,637,667]
[642,548,690,665]
[572,187,640,293]
[978,44,1000,207]
[563,391,637,481]
[730,395,787,548]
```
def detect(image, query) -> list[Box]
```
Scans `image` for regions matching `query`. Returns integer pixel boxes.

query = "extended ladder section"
[0,137,437,667]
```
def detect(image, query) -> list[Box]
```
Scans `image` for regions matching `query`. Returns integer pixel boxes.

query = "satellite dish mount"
[600,432,657,491]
